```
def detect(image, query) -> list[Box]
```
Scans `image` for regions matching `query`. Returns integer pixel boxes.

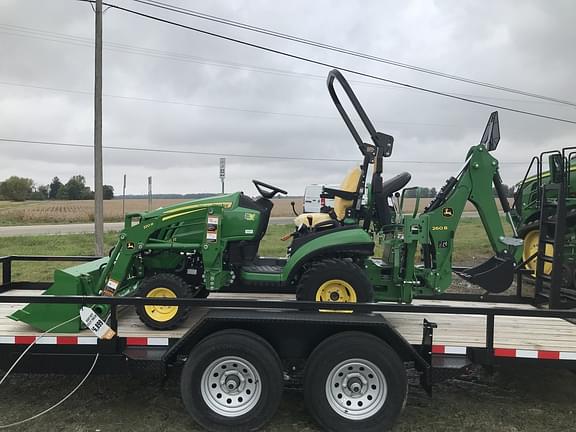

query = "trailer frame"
[2,255,576,430]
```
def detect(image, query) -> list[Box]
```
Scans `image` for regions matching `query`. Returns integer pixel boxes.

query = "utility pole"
[147,176,153,211]
[122,174,126,217]
[93,0,104,256]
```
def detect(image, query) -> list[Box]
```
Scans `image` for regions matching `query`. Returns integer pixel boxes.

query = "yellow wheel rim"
[523,230,553,275]
[315,279,358,303]
[144,287,178,322]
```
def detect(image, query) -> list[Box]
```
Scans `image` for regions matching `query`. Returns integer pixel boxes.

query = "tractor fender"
[282,227,374,283]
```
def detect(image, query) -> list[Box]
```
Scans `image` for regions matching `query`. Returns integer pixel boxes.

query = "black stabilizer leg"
[419,319,437,396]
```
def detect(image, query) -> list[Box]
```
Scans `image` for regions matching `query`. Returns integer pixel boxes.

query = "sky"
[0,0,575,196]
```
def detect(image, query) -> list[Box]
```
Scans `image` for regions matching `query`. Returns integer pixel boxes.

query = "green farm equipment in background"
[11,70,525,333]
[512,150,576,306]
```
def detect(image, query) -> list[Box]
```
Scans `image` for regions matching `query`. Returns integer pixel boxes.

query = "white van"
[303,184,337,213]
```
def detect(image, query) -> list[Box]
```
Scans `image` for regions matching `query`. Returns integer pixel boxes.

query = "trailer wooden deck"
[2,290,576,357]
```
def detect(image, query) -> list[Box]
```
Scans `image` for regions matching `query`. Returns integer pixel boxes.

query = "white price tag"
[80,306,116,340]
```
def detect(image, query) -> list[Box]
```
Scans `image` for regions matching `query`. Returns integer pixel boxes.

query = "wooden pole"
[94,0,104,256]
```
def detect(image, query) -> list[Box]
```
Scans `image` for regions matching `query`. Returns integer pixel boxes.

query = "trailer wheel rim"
[325,358,387,420]
[201,356,262,417]
[144,287,178,322]
[315,279,357,302]
[523,230,553,275]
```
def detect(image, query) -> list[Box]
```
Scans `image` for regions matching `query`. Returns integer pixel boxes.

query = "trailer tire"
[297,258,374,303]
[136,273,193,330]
[180,329,283,432]
[303,331,407,432]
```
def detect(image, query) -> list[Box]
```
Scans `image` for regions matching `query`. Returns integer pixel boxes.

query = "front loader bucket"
[455,256,514,293]
[9,257,109,333]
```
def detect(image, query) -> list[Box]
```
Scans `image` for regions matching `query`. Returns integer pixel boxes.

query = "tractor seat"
[295,166,362,228]
[294,212,334,228]
[381,172,411,197]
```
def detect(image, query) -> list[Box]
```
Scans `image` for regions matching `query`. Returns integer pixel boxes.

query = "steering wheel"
[252,180,288,199]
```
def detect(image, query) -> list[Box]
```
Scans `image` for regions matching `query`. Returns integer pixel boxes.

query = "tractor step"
[241,264,283,274]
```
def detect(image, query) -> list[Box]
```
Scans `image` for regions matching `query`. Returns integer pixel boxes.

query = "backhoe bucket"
[455,256,514,293]
[9,257,108,333]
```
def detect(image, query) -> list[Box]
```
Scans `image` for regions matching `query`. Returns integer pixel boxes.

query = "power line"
[76,1,576,125]
[0,23,565,106]
[0,137,529,165]
[0,80,454,127]
[129,0,576,108]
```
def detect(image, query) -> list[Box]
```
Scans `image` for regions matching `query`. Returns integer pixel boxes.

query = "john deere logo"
[442,207,454,218]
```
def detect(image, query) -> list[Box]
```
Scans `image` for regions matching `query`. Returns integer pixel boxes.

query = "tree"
[493,183,514,198]
[62,175,93,200]
[38,185,49,199]
[49,177,63,199]
[0,176,34,201]
[103,185,114,200]
[30,184,49,200]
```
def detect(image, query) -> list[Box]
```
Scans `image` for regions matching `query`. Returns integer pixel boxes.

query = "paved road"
[0,217,296,237]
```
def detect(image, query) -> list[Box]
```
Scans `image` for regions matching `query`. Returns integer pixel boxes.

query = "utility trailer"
[2,256,576,431]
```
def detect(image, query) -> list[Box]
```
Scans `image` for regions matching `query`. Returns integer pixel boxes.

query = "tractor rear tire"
[296,258,374,303]
[180,329,283,432]
[136,273,194,330]
[303,331,407,432]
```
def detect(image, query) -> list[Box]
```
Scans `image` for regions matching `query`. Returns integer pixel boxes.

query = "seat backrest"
[334,167,362,220]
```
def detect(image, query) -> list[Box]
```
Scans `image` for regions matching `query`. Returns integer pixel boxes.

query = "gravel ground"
[1,363,576,432]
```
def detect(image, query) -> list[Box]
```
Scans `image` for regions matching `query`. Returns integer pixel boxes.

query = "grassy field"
[0,198,304,225]
[0,197,510,225]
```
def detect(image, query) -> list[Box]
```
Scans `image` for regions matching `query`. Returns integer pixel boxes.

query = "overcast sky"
[1,0,575,196]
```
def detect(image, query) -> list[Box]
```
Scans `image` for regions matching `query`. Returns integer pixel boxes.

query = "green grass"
[1,233,118,281]
[1,218,498,282]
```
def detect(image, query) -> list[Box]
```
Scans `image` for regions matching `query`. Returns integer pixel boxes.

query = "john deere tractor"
[11,70,523,333]
[512,151,576,289]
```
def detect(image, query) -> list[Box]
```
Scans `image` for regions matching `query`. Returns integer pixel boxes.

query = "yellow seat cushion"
[334,167,361,220]
[294,213,333,228]
[294,166,362,228]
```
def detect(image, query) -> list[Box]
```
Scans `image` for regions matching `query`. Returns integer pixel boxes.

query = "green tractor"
[11,70,523,333]
[512,151,576,288]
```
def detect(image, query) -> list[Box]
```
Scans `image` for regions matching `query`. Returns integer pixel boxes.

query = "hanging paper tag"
[80,306,116,340]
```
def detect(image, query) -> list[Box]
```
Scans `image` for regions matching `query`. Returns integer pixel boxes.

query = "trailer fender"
[283,228,374,284]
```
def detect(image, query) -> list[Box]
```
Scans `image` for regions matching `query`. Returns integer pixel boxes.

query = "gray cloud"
[0,0,575,196]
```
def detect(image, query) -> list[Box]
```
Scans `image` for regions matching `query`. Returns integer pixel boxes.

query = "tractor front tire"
[296,258,374,303]
[136,273,194,330]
